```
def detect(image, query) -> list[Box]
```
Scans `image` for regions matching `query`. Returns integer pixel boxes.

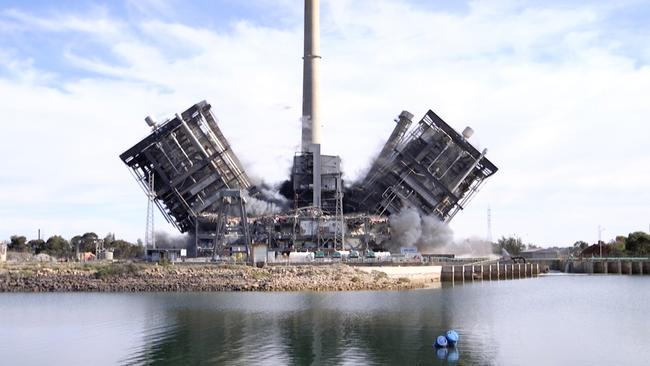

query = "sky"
[0,0,649,246]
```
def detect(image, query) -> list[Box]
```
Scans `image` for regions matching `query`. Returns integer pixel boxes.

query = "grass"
[158,258,172,267]
[398,277,411,283]
[251,270,270,280]
[94,263,141,279]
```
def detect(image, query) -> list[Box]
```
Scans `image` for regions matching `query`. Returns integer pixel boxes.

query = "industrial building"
[120,0,498,262]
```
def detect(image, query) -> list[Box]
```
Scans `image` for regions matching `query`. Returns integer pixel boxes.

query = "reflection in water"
[1,276,650,366]
[435,347,449,360]
[121,291,472,365]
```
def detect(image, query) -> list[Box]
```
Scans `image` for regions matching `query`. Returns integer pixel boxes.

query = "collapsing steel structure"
[120,101,256,255]
[120,103,497,257]
[120,0,498,259]
[348,110,498,222]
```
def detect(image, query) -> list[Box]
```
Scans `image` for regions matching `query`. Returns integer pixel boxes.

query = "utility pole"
[598,225,605,258]
[487,206,493,243]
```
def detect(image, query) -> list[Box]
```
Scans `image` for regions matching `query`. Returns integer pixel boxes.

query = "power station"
[120,0,498,260]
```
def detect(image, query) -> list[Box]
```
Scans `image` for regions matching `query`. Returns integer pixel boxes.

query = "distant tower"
[487,205,493,243]
[145,171,156,249]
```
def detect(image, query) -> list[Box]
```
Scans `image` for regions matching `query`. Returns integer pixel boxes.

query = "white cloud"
[0,0,649,245]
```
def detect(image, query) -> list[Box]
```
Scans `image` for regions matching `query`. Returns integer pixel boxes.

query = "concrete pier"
[474,265,483,280]
[634,262,644,275]
[483,265,490,280]
[560,259,650,275]
[440,262,539,283]
[463,266,474,282]
[441,266,454,282]
[622,261,632,275]
[454,265,464,282]
[490,264,499,280]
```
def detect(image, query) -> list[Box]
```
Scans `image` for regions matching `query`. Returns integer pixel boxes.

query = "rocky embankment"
[0,263,420,292]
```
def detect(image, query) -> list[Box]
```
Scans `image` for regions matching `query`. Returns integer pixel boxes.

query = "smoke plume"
[388,208,498,258]
[153,232,191,249]
[418,214,454,252]
[244,184,289,216]
[245,195,282,216]
[388,207,453,253]
[389,207,423,247]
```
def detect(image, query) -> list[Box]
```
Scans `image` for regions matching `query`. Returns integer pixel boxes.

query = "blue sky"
[1,0,649,246]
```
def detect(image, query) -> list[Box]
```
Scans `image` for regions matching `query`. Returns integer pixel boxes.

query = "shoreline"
[0,262,426,292]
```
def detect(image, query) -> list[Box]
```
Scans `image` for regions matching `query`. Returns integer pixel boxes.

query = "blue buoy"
[434,335,448,348]
[446,329,459,346]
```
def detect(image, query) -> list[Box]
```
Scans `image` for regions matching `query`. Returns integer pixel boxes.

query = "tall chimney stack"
[301,0,321,151]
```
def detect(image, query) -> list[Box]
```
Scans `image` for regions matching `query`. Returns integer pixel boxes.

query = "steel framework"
[349,110,498,222]
[120,101,255,233]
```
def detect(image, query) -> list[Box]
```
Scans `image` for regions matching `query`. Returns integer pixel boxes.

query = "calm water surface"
[1,274,649,365]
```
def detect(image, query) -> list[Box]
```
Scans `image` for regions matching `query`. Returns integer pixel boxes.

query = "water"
[1,274,649,365]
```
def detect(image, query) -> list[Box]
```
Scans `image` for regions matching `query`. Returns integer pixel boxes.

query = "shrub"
[94,263,141,279]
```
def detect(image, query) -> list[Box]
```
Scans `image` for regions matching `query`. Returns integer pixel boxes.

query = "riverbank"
[0,262,423,292]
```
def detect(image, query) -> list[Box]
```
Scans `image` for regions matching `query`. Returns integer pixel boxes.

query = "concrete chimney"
[301,0,321,151]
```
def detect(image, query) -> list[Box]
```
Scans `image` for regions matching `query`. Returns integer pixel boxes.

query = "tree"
[81,232,99,252]
[9,235,28,252]
[573,241,589,250]
[44,236,71,258]
[625,232,650,255]
[28,239,46,254]
[608,236,626,257]
[70,235,82,254]
[71,232,100,253]
[109,240,144,259]
[496,236,525,255]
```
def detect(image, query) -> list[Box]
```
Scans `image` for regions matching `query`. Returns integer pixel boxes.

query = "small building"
[580,244,610,258]
[147,248,186,262]
[79,252,96,262]
[97,250,114,262]
[252,243,268,267]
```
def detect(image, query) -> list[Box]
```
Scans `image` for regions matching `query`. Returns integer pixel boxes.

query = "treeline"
[492,236,539,255]
[5,232,143,259]
[492,231,650,257]
[574,231,650,257]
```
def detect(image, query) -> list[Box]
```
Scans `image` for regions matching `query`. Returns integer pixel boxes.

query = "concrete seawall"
[563,259,650,275]
[357,266,442,284]
[440,263,540,282]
